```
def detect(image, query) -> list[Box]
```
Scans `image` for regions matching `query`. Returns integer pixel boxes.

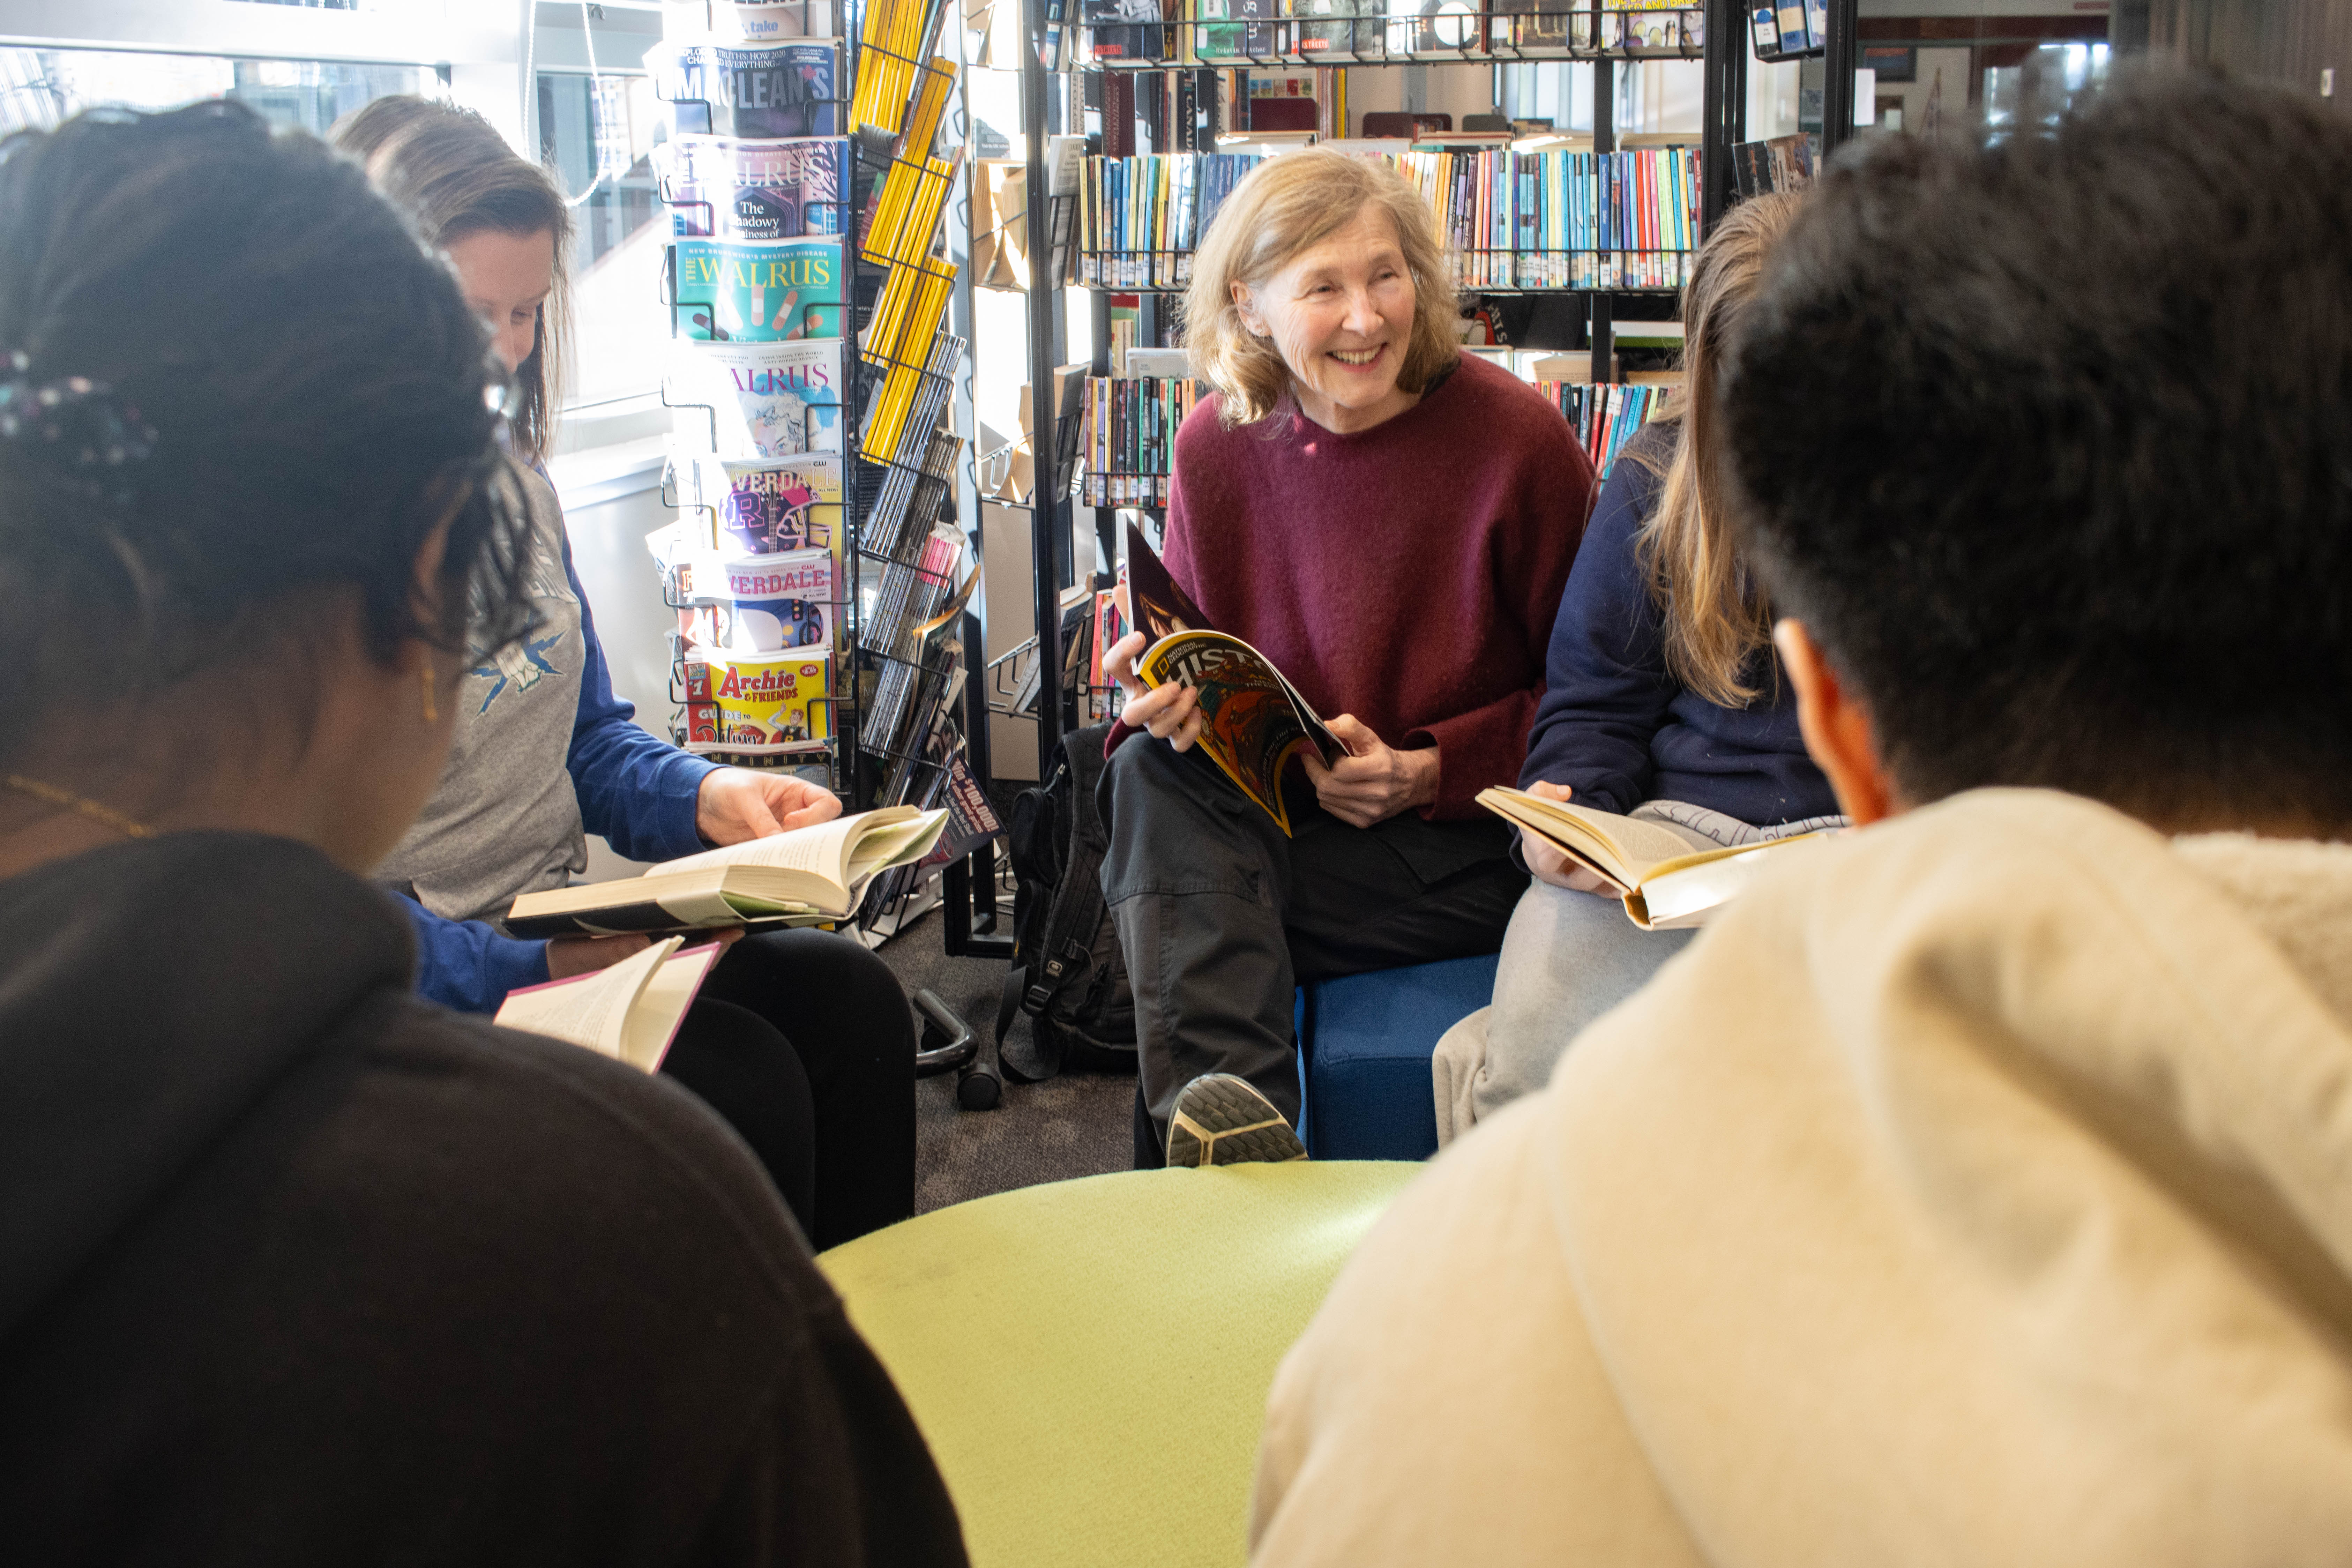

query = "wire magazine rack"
[651,0,989,939]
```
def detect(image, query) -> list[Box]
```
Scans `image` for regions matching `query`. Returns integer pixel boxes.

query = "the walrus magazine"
[658,136,846,241]
[668,339,845,458]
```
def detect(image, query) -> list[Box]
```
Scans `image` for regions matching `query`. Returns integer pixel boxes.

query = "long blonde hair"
[1635,190,1805,706]
[1181,150,1458,427]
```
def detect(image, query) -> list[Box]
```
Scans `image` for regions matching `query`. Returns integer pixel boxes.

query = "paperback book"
[1287,0,1384,56]
[674,236,845,342]
[1084,0,1169,60]
[1197,0,1280,54]
[1124,519,1340,835]
[669,339,846,459]
[659,136,847,241]
[646,39,841,137]
[1476,786,1827,929]
[506,807,950,935]
[493,938,719,1071]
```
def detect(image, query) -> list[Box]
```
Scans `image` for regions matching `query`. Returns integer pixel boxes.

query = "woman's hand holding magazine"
[1105,626,1205,752]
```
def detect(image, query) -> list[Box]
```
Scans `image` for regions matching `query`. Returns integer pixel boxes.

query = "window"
[536,69,671,414]
[0,47,435,137]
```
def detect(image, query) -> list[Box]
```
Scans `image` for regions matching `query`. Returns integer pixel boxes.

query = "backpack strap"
[994,722,1119,1084]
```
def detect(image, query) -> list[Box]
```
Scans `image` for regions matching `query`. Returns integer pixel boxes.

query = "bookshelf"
[995,0,1859,779]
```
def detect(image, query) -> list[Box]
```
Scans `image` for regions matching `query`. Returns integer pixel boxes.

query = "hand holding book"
[1478,786,1831,930]
[695,767,843,844]
[1517,780,1629,897]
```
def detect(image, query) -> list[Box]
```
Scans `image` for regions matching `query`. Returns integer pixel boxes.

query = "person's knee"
[736,929,903,1003]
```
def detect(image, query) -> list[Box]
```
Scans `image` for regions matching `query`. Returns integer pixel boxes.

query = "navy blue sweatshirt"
[1520,423,1836,826]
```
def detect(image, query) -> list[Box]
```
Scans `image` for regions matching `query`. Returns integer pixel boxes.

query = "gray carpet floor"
[876,906,1138,1214]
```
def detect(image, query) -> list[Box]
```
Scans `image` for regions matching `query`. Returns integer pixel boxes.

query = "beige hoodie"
[1252,789,2352,1566]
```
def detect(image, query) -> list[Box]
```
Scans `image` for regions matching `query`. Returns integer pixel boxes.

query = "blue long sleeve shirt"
[401,538,718,1013]
[1519,424,1836,826]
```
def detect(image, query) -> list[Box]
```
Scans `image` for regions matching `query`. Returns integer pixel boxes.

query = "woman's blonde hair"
[1181,149,1458,427]
[1633,189,1806,707]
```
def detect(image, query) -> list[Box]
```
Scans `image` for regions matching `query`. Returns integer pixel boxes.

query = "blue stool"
[1294,953,1501,1161]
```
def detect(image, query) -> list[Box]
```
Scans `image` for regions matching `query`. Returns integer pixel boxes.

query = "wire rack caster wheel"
[912,988,1000,1111]
[955,1059,1000,1110]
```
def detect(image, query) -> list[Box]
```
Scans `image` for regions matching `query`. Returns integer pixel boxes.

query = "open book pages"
[503,807,950,937]
[1123,519,1340,837]
[1476,786,1830,930]
[492,938,721,1072]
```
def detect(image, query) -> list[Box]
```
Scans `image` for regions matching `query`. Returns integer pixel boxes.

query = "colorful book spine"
[1080,152,1267,286]
[1078,373,1201,506]
[1531,380,1676,477]
[1081,146,1700,293]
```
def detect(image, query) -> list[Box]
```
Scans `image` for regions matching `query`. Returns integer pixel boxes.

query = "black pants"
[1098,735,1526,1167]
[656,928,915,1250]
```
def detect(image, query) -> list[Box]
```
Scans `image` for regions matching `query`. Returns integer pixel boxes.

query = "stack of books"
[1397,144,1700,290]
[854,6,964,469]
[1078,0,1705,65]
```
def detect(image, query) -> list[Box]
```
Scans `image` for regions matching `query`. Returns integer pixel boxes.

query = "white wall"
[553,466,678,730]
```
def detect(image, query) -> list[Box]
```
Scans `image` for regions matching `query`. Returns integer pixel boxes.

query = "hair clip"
[0,349,158,500]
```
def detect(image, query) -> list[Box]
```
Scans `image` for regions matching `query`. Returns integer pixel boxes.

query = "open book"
[504,806,950,938]
[1477,786,1828,930]
[1125,520,1341,836]
[493,937,719,1072]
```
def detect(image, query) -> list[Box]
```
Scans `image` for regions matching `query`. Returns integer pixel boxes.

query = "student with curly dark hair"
[1253,72,2352,1563]
[0,102,964,1567]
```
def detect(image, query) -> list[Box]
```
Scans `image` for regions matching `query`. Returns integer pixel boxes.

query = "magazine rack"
[652,0,1005,945]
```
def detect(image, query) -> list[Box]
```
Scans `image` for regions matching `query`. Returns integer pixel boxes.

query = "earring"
[420,658,438,724]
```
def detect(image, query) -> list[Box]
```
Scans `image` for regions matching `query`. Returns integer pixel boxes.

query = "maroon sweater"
[1140,353,1592,820]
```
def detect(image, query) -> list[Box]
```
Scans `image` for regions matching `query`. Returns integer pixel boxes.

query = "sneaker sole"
[1165,1074,1308,1167]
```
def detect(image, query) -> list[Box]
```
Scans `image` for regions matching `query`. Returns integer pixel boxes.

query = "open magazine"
[1124,519,1341,836]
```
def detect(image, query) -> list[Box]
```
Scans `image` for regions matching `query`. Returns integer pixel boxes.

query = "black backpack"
[995,720,1136,1081]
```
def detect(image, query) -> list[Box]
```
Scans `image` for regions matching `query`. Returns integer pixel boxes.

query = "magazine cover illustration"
[683,650,833,752]
[674,236,843,341]
[647,40,839,137]
[661,136,846,241]
[1137,634,1333,835]
[714,455,841,554]
[669,339,844,458]
[1124,517,1211,643]
[1125,520,1340,836]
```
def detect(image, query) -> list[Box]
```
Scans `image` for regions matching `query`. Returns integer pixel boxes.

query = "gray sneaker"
[1165,1073,1309,1167]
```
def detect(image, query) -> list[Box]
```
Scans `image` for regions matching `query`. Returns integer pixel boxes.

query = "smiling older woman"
[1099,149,1595,1167]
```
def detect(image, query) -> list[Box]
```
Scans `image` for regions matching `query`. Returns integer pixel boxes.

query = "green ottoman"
[819,1162,1421,1568]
